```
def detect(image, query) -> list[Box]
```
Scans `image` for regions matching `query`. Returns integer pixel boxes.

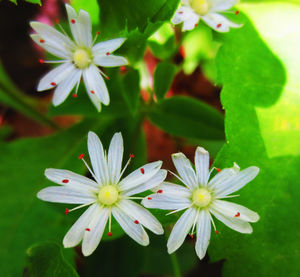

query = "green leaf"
[0,118,113,275]
[154,62,177,100]
[25,242,79,277]
[147,96,225,140]
[25,0,41,4]
[70,0,99,24]
[208,3,300,276]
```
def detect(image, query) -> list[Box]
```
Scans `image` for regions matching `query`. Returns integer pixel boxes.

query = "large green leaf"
[25,242,79,277]
[147,96,225,140]
[208,3,300,276]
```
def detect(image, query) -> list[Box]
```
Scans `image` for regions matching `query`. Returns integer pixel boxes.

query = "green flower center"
[98,185,119,206]
[192,188,212,208]
[189,0,211,15]
[72,48,92,69]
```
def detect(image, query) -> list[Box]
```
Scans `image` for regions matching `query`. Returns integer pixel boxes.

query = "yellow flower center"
[98,185,119,206]
[189,0,211,15]
[192,188,212,208]
[72,48,92,69]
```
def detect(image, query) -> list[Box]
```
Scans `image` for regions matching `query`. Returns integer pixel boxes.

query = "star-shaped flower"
[38,131,166,256]
[142,147,259,259]
[30,4,128,111]
[172,0,242,32]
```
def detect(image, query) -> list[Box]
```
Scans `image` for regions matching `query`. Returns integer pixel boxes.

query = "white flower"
[142,147,259,259]
[30,4,128,111]
[172,0,242,32]
[37,131,166,256]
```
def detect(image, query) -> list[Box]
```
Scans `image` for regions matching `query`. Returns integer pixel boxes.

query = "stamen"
[120,66,127,73]
[62,179,69,183]
[189,234,194,239]
[50,82,56,86]
[216,194,240,199]
[65,208,69,215]
[190,210,199,237]
[106,52,110,56]
[217,23,222,28]
[80,157,100,183]
[71,19,76,24]
[179,11,183,14]
[96,31,100,35]
[168,170,186,186]
[235,11,240,15]
[78,154,84,159]
[166,204,190,216]
[194,23,198,28]
[140,168,145,174]
[129,153,134,158]
[157,190,163,194]
[216,168,221,172]
[215,230,219,234]
[90,90,95,94]
[124,196,144,200]
[39,59,44,64]
[208,213,218,233]
[40,39,45,43]
[134,220,139,224]
[68,202,94,213]
[118,156,133,182]
[108,210,112,235]
[72,94,78,98]
[85,228,91,231]
[97,68,110,81]
[107,232,113,237]
[73,79,81,98]
[234,212,240,217]
[147,197,152,200]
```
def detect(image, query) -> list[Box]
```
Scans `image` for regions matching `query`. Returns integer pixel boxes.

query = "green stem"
[170,252,182,277]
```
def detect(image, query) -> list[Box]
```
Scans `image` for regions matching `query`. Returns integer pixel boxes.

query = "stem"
[170,252,182,277]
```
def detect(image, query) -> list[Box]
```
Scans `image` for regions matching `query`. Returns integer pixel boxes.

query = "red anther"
[90,90,95,94]
[140,168,145,174]
[62,179,69,183]
[129,154,134,158]
[78,153,84,159]
[120,66,126,72]
[96,31,100,35]
[194,23,198,28]
[50,82,56,86]
[107,232,113,237]
[55,19,59,24]
[216,168,221,172]
[105,76,110,80]
[39,59,44,64]
[147,197,152,200]
[189,234,194,239]
[157,190,163,194]
[40,39,45,43]
[134,220,139,224]
[234,212,240,217]
[235,10,240,15]
[217,23,222,28]
[71,19,76,24]
[85,228,91,231]
[65,208,69,215]
[179,11,183,14]
[72,94,78,98]
[215,230,219,234]
[106,52,110,56]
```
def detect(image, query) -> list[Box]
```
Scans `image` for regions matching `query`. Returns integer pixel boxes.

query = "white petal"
[112,207,149,246]
[52,68,81,106]
[118,161,162,191]
[37,62,75,91]
[172,6,195,25]
[37,186,96,204]
[87,131,109,185]
[208,163,240,189]
[63,203,98,248]
[210,208,253,233]
[93,54,128,67]
[167,208,197,253]
[142,193,191,210]
[210,0,238,12]
[44,168,99,190]
[123,169,167,196]
[195,210,211,260]
[172,152,197,190]
[92,38,126,55]
[118,200,163,235]
[195,147,210,186]
[202,13,242,32]
[152,181,191,198]
[182,12,200,31]
[213,166,260,197]
[82,207,109,256]
[108,132,123,184]
[212,200,259,222]
[82,65,109,105]
[30,21,74,58]
[87,89,102,112]
[65,4,92,47]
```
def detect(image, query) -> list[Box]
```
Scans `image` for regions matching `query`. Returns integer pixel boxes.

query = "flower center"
[72,48,92,69]
[189,0,211,15]
[192,188,212,208]
[98,185,119,206]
